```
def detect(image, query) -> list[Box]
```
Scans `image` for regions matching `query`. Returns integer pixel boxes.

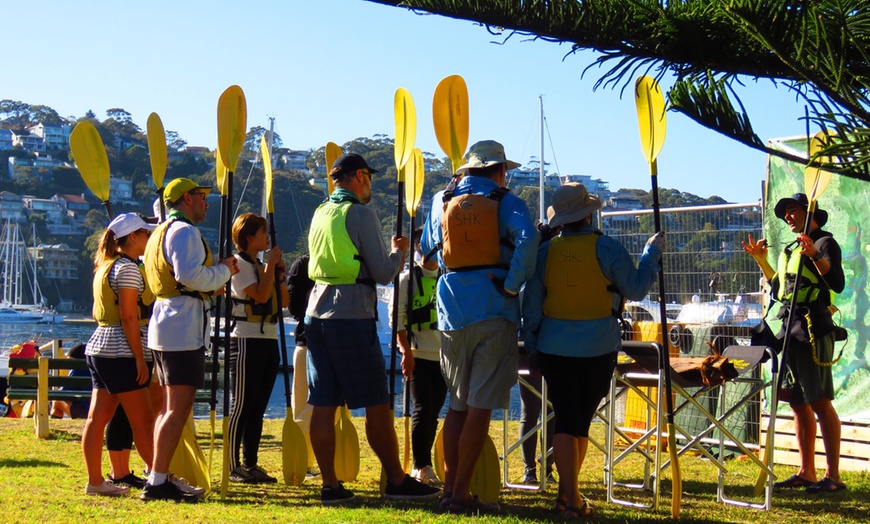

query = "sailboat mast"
[539,95,545,223]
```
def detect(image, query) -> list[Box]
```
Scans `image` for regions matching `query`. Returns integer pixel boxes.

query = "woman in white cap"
[82,213,157,496]
[522,183,664,517]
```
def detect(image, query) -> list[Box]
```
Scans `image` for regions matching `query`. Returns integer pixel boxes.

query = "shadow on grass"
[1,458,66,468]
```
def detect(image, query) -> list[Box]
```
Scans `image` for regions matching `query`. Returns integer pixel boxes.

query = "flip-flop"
[806,477,847,494]
[773,474,814,490]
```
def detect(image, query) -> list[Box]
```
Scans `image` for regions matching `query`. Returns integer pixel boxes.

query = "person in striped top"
[82,213,157,497]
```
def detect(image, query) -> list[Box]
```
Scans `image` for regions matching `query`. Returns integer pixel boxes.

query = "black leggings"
[228,337,280,469]
[539,352,616,438]
[410,359,447,468]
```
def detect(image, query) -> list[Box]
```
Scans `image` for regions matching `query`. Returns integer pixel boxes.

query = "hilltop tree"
[367,0,870,181]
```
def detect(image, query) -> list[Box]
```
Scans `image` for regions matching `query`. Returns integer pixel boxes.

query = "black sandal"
[773,474,814,490]
[563,499,594,518]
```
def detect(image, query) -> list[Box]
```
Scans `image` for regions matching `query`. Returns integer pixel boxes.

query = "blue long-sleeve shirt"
[421,176,538,331]
[522,225,661,358]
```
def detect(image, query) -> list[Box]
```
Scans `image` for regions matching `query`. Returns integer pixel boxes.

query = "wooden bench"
[6,352,220,439]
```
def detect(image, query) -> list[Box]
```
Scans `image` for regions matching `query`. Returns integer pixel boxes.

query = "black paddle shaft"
[210,194,228,412]
[389,180,405,404]
[223,174,234,416]
[268,212,292,407]
[650,173,676,421]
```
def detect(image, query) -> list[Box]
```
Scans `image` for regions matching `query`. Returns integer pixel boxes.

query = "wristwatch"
[812,250,824,262]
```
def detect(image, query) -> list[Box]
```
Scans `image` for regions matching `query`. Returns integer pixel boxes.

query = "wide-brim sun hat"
[774,192,828,227]
[456,140,521,174]
[547,182,603,228]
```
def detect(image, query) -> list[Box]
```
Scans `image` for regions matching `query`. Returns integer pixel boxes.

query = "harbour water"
[3,316,526,421]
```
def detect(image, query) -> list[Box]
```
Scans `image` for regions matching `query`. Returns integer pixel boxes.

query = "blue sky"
[5,0,809,203]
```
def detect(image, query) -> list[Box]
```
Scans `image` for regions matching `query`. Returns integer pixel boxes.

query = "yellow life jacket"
[440,187,510,271]
[407,266,438,331]
[308,199,361,285]
[92,255,155,327]
[232,252,280,332]
[143,215,214,301]
[776,237,833,305]
[543,233,622,320]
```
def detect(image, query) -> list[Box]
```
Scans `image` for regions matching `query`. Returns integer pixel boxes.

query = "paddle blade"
[169,413,211,493]
[469,436,500,504]
[634,76,667,166]
[325,141,343,195]
[146,112,167,189]
[261,135,274,213]
[404,148,425,216]
[283,413,308,486]
[217,85,247,172]
[215,145,229,196]
[69,121,111,202]
[433,75,469,174]
[433,427,446,483]
[334,406,360,482]
[394,88,417,180]
[805,130,835,202]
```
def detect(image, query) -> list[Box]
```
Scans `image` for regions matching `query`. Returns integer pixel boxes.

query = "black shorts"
[153,347,206,388]
[540,351,616,438]
[86,356,151,395]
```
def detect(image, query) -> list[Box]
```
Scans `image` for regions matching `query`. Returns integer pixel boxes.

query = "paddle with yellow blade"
[146,112,168,221]
[401,148,425,474]
[334,404,360,482]
[206,146,229,477]
[432,75,469,176]
[69,121,113,218]
[380,87,417,495]
[753,129,835,497]
[635,75,681,518]
[260,135,308,486]
[217,84,247,499]
[325,142,342,195]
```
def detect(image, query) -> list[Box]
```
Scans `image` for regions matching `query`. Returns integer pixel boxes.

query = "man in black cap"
[742,193,846,494]
[305,153,440,504]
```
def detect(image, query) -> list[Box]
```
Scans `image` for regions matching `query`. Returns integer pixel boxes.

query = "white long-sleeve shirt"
[148,220,231,352]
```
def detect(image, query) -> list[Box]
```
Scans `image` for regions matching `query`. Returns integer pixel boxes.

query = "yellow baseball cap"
[164,177,212,202]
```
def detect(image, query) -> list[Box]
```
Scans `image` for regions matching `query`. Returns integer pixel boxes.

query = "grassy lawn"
[0,416,867,523]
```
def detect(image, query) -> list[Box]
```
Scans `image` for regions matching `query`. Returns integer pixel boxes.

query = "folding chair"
[502,369,608,491]
[605,341,780,511]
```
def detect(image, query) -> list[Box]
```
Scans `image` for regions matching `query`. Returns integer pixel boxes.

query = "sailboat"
[0,220,64,324]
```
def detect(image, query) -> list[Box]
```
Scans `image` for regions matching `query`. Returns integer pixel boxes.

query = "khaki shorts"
[440,317,518,411]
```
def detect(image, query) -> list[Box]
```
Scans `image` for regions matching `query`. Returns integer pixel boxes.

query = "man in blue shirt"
[421,140,538,510]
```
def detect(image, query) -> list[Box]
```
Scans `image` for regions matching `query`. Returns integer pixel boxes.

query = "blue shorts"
[304,317,388,409]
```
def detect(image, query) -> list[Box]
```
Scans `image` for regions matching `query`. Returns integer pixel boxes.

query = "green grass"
[0,417,867,523]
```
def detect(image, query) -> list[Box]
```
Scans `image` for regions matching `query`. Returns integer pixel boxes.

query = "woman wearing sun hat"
[82,213,157,496]
[522,183,664,517]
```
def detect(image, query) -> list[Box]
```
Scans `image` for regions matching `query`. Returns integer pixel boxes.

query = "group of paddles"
[64,73,845,517]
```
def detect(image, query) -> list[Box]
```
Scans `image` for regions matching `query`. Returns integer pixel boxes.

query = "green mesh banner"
[766,137,870,422]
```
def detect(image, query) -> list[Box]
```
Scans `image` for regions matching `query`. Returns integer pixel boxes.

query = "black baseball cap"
[331,153,379,178]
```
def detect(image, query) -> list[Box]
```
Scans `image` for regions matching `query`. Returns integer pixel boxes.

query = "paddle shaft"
[223,173,234,417]
[649,164,676,421]
[268,212,292,406]
[210,194,228,413]
[389,180,405,403]
[157,189,166,222]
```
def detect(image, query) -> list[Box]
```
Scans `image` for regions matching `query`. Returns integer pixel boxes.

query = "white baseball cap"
[107,212,158,238]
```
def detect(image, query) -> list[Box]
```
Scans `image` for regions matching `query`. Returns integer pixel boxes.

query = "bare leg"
[151,385,195,477]
[811,398,842,482]
[452,406,492,503]
[82,389,120,486]
[791,402,819,482]
[310,405,338,486]
[292,344,315,467]
[109,449,132,478]
[117,388,155,472]
[442,407,467,494]
[364,403,405,485]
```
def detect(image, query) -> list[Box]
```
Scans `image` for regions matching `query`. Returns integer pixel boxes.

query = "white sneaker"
[169,475,206,496]
[85,480,130,497]
[411,465,443,487]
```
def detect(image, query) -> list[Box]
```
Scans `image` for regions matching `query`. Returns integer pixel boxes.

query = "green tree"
[367,0,870,180]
